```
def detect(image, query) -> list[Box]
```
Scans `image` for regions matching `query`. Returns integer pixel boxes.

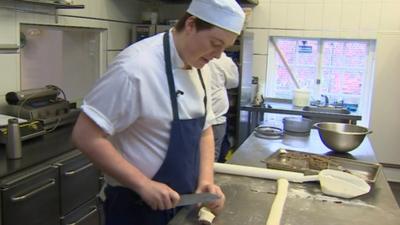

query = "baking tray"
[264,148,382,183]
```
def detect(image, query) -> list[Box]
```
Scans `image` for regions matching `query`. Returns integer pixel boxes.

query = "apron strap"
[163,31,207,120]
[163,31,179,120]
[197,69,207,115]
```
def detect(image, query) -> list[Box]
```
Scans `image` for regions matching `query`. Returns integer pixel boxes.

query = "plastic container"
[292,89,310,107]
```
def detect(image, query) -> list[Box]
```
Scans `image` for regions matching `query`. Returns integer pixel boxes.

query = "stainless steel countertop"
[169,130,400,225]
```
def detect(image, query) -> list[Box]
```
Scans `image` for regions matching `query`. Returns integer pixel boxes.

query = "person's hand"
[196,183,225,214]
[137,180,180,210]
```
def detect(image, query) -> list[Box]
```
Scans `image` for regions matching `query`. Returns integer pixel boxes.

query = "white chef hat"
[187,0,245,35]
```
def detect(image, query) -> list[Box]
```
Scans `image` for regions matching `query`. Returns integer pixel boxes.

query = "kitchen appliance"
[2,85,79,131]
[131,24,171,43]
[132,24,156,43]
[0,114,45,144]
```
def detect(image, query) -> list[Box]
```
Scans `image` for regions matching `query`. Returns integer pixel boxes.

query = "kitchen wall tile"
[0,8,17,45]
[379,2,400,31]
[322,0,342,31]
[304,0,324,3]
[251,29,269,55]
[59,16,108,29]
[360,2,381,31]
[100,0,138,22]
[341,1,361,31]
[321,30,341,38]
[358,31,377,39]
[247,0,270,28]
[268,29,287,37]
[304,3,323,30]
[286,3,305,29]
[302,30,323,38]
[270,2,287,29]
[270,0,287,3]
[107,22,132,50]
[58,0,141,23]
[107,51,121,66]
[342,0,362,3]
[0,54,20,95]
[340,30,361,39]
[285,30,305,37]
[381,0,400,3]
[362,0,381,3]
[158,2,188,22]
[17,11,54,26]
[268,29,286,36]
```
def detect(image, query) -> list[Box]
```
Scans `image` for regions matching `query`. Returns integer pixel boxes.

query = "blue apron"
[104,32,207,225]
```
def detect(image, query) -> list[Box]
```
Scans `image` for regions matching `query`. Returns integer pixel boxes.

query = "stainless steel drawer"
[61,198,100,225]
[1,166,60,225]
[57,153,100,215]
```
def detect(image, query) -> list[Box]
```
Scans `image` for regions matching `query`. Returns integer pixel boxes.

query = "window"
[266,37,376,125]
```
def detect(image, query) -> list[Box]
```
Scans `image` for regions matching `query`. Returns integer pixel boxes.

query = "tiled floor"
[388,182,400,207]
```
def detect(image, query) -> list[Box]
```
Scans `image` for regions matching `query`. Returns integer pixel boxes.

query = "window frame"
[265,36,376,126]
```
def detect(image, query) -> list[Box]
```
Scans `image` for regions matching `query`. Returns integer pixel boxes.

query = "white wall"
[0,0,148,104]
[157,2,188,23]
[370,32,400,167]
[245,0,400,177]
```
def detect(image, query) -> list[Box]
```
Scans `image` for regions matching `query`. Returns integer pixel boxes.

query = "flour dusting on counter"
[288,187,376,208]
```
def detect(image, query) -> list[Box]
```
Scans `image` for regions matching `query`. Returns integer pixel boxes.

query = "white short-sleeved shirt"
[81,30,214,185]
[208,52,239,125]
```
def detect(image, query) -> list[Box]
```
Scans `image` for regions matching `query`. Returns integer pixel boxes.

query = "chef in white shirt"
[72,0,245,224]
[208,52,239,161]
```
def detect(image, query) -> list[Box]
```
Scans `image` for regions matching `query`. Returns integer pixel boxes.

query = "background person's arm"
[219,52,239,89]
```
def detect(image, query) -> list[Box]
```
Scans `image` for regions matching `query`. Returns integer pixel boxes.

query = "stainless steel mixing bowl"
[314,122,372,153]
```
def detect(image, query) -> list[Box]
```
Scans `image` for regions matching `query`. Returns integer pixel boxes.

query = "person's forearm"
[198,126,215,185]
[72,113,150,193]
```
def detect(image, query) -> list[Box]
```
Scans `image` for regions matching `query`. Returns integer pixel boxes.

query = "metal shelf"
[14,0,84,9]
[159,0,258,5]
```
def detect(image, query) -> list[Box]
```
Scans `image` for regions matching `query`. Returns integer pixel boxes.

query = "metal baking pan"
[264,148,382,183]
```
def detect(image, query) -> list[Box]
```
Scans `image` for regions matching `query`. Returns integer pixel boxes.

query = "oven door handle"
[64,163,93,176]
[66,207,98,225]
[11,178,56,202]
